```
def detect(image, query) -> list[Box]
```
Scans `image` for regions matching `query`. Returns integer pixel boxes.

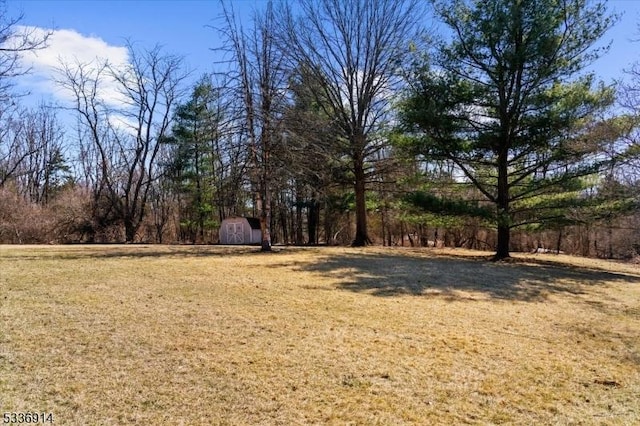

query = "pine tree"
[399,0,616,259]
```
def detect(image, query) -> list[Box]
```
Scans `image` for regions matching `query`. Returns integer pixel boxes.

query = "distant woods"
[1,0,639,260]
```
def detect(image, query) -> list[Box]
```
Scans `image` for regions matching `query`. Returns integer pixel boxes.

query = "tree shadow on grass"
[292,251,640,302]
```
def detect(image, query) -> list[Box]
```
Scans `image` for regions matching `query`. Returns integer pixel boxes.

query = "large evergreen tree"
[167,78,223,242]
[399,0,616,259]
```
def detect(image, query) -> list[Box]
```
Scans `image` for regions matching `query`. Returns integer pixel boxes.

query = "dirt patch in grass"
[1,245,638,424]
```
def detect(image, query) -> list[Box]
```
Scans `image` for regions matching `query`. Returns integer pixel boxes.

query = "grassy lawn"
[1,245,639,425]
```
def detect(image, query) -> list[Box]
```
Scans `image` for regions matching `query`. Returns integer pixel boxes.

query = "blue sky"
[7,0,240,69]
[5,0,640,107]
[6,0,264,106]
[596,0,640,80]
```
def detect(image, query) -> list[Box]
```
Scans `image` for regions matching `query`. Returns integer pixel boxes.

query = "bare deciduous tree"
[15,105,68,204]
[217,1,288,251]
[278,0,424,246]
[0,1,51,187]
[0,0,50,102]
[618,61,640,184]
[57,44,187,242]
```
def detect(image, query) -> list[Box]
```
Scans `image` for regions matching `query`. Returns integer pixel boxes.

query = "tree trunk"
[254,178,272,251]
[124,217,136,243]
[262,184,272,251]
[295,187,304,245]
[381,208,386,247]
[279,202,288,245]
[195,148,204,243]
[386,211,392,247]
[351,153,369,247]
[495,223,510,260]
[582,225,590,257]
[261,137,272,251]
[260,206,272,252]
[556,229,563,254]
[324,202,333,245]
[420,224,428,247]
[156,223,164,244]
[494,152,510,260]
[308,197,319,245]
[608,222,613,259]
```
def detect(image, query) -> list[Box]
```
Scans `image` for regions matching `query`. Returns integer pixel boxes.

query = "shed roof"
[245,217,261,230]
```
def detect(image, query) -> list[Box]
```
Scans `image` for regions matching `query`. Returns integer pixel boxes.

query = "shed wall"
[219,217,262,244]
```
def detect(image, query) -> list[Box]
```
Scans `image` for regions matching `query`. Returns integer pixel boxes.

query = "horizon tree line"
[0,0,638,260]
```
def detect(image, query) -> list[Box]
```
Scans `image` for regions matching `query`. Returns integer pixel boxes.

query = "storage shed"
[219,217,262,245]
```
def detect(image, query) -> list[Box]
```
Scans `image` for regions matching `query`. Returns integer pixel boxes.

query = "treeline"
[1,0,639,260]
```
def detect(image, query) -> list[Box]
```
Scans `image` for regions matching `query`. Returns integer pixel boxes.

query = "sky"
[5,0,263,107]
[5,0,640,109]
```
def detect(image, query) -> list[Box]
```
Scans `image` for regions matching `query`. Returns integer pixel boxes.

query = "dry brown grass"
[0,245,639,425]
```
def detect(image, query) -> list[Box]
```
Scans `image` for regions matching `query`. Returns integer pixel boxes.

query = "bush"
[0,187,55,243]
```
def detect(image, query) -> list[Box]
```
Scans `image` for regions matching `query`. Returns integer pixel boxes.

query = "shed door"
[227,222,244,244]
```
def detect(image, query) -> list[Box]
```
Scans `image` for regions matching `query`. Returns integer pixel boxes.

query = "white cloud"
[13,26,130,107]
